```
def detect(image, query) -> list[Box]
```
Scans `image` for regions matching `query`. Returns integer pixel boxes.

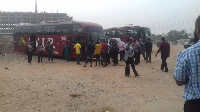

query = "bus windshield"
[85,26,104,43]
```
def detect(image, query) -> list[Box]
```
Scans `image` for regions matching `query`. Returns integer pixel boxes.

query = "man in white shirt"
[124,38,139,77]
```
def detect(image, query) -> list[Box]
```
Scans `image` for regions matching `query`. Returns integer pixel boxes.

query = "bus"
[13,21,105,59]
[104,26,151,42]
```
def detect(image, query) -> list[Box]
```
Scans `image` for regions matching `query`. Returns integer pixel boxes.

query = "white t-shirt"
[124,43,134,61]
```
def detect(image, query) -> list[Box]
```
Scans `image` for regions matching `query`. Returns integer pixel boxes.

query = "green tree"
[165,30,190,42]
[151,30,191,43]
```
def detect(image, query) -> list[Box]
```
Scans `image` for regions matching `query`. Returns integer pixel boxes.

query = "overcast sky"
[0,0,200,34]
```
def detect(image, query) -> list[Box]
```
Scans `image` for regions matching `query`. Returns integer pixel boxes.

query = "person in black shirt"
[46,41,54,63]
[145,38,152,63]
[83,40,94,67]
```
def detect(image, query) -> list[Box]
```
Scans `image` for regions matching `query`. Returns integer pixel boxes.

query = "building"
[0,11,72,35]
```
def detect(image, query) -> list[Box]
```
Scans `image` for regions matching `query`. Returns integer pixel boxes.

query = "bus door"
[30,35,36,54]
[68,36,85,59]
[68,36,78,59]
[61,36,71,57]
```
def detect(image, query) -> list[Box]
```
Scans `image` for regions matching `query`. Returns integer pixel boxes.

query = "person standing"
[100,40,104,65]
[65,42,70,61]
[145,38,152,63]
[157,41,160,48]
[118,39,125,61]
[112,42,119,66]
[25,42,33,64]
[133,40,140,65]
[83,41,94,67]
[174,16,200,112]
[155,37,170,72]
[107,41,112,64]
[38,43,44,63]
[101,40,108,67]
[74,42,81,65]
[124,38,139,77]
[94,41,102,66]
[46,41,54,63]
[139,38,146,60]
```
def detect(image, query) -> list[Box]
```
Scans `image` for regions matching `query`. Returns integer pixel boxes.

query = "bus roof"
[104,26,149,31]
[15,21,102,28]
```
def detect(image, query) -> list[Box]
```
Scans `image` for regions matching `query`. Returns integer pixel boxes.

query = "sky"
[0,0,200,34]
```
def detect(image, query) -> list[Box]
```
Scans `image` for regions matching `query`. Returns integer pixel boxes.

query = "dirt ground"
[0,45,185,112]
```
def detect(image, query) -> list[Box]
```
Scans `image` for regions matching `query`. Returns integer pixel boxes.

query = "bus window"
[146,29,151,38]
[43,25,56,34]
[21,27,31,35]
[68,36,81,45]
[31,26,43,35]
[125,29,137,37]
[85,27,104,42]
[112,31,116,37]
[85,27,103,32]
[55,24,72,34]
[105,31,110,37]
[137,29,145,38]
[73,25,83,35]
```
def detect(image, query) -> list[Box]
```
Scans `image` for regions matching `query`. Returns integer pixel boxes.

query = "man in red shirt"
[155,37,170,72]
[101,40,108,67]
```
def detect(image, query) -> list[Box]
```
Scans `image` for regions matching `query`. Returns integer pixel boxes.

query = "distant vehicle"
[184,39,194,49]
[108,38,121,43]
[104,26,151,42]
[13,21,105,59]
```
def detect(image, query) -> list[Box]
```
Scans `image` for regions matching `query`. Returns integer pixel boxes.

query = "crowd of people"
[23,15,200,112]
[24,36,172,77]
[25,41,54,64]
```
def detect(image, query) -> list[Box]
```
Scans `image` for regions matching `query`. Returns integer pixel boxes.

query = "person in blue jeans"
[65,42,70,61]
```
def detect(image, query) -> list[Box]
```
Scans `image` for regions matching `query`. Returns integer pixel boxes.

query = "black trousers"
[95,54,101,65]
[28,53,32,63]
[101,53,103,65]
[38,52,43,63]
[76,54,80,64]
[113,54,118,64]
[142,51,146,60]
[134,52,140,65]
[120,50,125,61]
[184,99,200,112]
[125,57,138,76]
[146,52,151,63]
[107,53,110,64]
[161,57,168,71]
[102,53,108,66]
[138,52,140,63]
[85,54,92,65]
[47,53,53,61]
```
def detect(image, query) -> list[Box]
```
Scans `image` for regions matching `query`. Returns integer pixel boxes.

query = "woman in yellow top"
[95,41,102,66]
[74,43,81,64]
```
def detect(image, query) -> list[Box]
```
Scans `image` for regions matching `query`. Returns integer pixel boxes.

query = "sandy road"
[0,45,185,112]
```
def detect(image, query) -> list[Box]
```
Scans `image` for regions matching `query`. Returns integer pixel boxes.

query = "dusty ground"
[0,45,185,112]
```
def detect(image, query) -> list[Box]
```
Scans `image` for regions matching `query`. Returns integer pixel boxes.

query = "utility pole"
[35,0,38,13]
